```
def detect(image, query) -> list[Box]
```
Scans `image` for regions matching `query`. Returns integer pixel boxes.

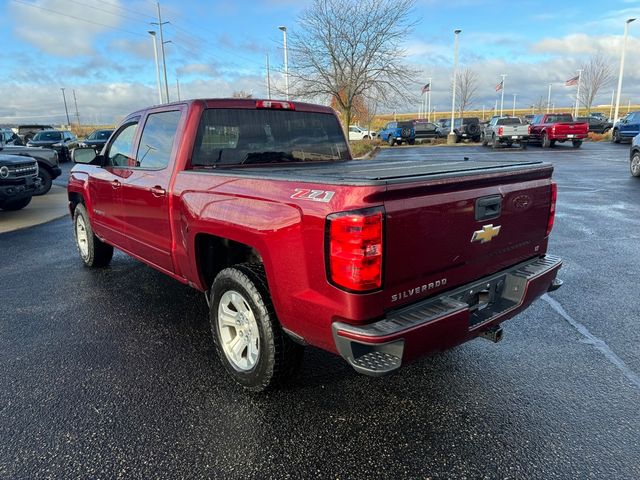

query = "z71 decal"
[290,188,335,203]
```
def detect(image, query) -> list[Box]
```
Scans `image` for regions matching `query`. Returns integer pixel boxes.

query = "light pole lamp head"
[626,18,636,24]
[278,26,287,32]
[454,29,462,34]
[148,30,156,36]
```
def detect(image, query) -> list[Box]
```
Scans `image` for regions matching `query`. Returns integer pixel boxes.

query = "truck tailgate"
[382,164,553,309]
[552,122,588,135]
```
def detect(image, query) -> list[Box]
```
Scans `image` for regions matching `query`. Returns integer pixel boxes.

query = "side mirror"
[72,147,103,166]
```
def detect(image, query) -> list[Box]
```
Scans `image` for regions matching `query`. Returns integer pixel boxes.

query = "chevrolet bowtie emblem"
[471,224,501,243]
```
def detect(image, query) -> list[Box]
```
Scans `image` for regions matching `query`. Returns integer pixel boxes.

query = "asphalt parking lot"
[1,141,639,478]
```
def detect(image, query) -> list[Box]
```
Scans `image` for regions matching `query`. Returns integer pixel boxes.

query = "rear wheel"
[73,203,113,267]
[520,141,528,150]
[481,132,488,146]
[572,140,582,148]
[387,135,395,146]
[0,196,31,211]
[210,264,304,391]
[491,135,498,149]
[542,132,551,148]
[631,152,640,177]
[408,139,415,145]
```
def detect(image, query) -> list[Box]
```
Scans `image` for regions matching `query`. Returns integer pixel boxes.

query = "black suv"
[437,117,482,142]
[27,129,78,162]
[0,154,40,210]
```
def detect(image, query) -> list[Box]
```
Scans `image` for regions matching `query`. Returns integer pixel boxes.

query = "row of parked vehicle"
[0,125,113,211]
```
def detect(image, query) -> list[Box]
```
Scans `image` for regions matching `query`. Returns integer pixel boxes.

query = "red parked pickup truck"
[529,113,589,148]
[68,98,562,391]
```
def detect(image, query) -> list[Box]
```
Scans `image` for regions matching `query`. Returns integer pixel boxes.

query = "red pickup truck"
[529,113,589,148]
[68,99,562,391]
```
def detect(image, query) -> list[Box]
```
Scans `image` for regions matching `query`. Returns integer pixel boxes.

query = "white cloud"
[532,33,640,55]
[9,0,124,56]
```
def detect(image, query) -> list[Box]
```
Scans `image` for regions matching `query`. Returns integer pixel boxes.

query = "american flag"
[565,75,579,86]
[495,80,503,92]
[421,83,430,94]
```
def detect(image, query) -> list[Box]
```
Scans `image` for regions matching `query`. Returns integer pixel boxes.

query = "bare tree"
[578,53,614,114]
[232,90,253,98]
[533,96,548,113]
[287,0,418,131]
[455,68,478,117]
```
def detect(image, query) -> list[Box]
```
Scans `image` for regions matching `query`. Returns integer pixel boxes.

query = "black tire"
[210,264,304,391]
[506,141,513,148]
[572,140,582,148]
[481,132,488,146]
[491,134,498,149]
[363,135,370,140]
[613,129,621,143]
[520,141,528,150]
[630,151,640,177]
[408,139,415,145]
[542,132,551,148]
[34,167,52,196]
[73,203,113,267]
[387,135,395,146]
[0,196,32,211]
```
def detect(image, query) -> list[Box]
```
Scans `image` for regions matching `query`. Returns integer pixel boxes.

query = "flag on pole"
[565,75,579,86]
[495,80,503,92]
[421,83,430,94]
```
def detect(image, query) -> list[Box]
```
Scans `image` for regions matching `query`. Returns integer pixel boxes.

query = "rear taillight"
[497,127,503,136]
[546,181,557,236]
[327,207,384,292]
[256,100,295,110]
[527,124,531,134]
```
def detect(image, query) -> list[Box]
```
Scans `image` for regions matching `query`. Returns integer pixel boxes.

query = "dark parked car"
[630,134,640,177]
[378,121,415,146]
[27,129,78,162]
[589,112,608,121]
[437,117,482,142]
[79,129,114,152]
[1,129,24,145]
[412,120,442,141]
[0,153,40,210]
[612,111,640,143]
[17,124,52,143]
[0,142,61,195]
[576,116,612,134]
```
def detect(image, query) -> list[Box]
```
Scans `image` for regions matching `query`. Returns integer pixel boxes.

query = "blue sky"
[1,0,639,124]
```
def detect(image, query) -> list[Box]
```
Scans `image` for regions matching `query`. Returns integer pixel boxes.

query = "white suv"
[348,125,376,141]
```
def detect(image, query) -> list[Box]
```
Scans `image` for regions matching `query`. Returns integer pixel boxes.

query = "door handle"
[111,180,121,189]
[150,186,166,197]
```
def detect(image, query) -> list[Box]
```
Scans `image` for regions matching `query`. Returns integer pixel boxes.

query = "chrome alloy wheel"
[217,290,260,371]
[75,214,89,259]
[631,153,640,177]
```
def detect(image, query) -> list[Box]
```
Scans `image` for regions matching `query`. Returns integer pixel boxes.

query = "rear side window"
[191,108,349,168]
[136,110,182,169]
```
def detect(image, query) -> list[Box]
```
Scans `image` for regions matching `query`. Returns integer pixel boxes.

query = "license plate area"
[567,134,574,138]
[449,274,518,327]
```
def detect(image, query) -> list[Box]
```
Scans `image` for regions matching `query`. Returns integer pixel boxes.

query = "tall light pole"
[448,29,462,144]
[574,69,582,117]
[547,83,552,113]
[278,26,289,100]
[60,88,70,126]
[609,89,615,119]
[512,94,517,116]
[614,18,636,123]
[266,53,272,99]
[427,76,432,121]
[152,2,170,103]
[148,31,163,104]
[72,89,80,125]
[499,73,507,116]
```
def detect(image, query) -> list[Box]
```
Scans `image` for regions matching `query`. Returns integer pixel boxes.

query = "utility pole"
[72,89,80,125]
[266,53,272,99]
[614,18,636,123]
[152,2,170,103]
[176,77,181,101]
[60,88,70,126]
[610,89,615,119]
[547,83,552,113]
[500,74,507,116]
[512,94,517,116]
[427,77,432,121]
[278,26,289,100]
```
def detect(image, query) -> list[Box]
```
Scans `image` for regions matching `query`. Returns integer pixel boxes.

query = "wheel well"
[36,161,52,174]
[68,192,84,215]
[195,234,262,289]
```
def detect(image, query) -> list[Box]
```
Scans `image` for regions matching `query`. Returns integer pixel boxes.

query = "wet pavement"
[1,142,639,478]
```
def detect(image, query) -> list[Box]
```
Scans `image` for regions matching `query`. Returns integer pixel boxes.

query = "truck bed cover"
[192,156,548,186]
